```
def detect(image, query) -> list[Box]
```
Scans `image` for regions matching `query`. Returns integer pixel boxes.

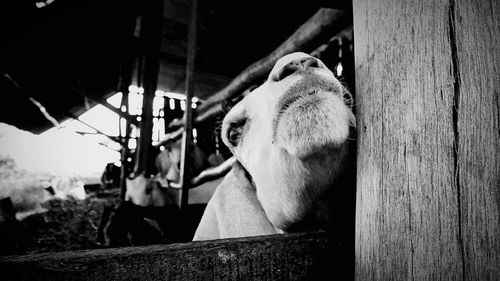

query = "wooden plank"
[0,231,349,281]
[453,0,500,279]
[353,0,500,280]
[194,8,349,122]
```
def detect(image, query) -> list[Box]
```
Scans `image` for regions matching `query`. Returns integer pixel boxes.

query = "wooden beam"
[194,8,350,122]
[154,126,184,147]
[353,0,500,280]
[0,231,351,280]
[179,0,198,211]
[95,97,139,127]
[66,84,139,127]
[310,24,353,58]
[67,114,123,145]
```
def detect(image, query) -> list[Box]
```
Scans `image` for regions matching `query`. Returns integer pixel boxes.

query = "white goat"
[194,52,355,240]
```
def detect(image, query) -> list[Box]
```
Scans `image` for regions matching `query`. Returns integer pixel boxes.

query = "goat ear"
[193,161,277,240]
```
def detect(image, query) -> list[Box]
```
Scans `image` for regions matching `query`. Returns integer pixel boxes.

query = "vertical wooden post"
[179,0,198,211]
[119,91,132,200]
[354,0,500,280]
[134,0,164,175]
[118,39,135,199]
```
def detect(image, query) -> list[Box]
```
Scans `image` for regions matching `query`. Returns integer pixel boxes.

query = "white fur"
[194,52,355,239]
[125,175,177,207]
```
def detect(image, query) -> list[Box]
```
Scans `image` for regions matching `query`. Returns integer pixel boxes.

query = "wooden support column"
[119,91,132,200]
[134,0,164,175]
[354,0,500,280]
[179,0,198,211]
[117,36,135,198]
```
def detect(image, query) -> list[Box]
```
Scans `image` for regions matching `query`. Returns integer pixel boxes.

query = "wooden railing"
[0,231,351,281]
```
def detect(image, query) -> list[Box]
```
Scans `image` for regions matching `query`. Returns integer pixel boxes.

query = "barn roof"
[0,0,351,134]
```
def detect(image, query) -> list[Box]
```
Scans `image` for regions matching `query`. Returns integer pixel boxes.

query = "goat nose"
[273,56,322,81]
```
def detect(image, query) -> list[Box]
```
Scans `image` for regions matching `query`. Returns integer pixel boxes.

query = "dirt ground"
[19,189,120,254]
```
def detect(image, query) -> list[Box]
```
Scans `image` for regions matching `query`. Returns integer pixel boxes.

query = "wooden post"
[354,0,500,280]
[117,41,135,199]
[179,0,198,211]
[134,0,164,175]
[119,91,131,200]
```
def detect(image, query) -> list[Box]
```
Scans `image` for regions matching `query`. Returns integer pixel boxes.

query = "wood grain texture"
[0,231,348,281]
[453,0,500,279]
[354,0,500,280]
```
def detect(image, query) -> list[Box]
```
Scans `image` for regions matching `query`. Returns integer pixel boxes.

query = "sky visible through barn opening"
[0,87,192,178]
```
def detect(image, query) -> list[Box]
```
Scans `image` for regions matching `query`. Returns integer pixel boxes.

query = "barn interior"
[0,0,354,255]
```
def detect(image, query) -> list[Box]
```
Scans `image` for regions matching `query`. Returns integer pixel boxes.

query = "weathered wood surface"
[354,0,500,280]
[194,8,350,122]
[0,231,349,281]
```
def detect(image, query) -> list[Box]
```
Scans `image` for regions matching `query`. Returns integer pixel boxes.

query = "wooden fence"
[0,231,351,281]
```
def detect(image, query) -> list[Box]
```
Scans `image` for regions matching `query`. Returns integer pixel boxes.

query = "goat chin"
[275,91,354,159]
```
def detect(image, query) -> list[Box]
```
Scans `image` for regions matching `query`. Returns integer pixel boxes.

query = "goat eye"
[227,119,246,147]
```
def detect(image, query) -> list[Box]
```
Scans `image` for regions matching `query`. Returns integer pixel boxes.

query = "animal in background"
[154,138,209,188]
[124,138,211,207]
[105,139,219,246]
[194,52,356,240]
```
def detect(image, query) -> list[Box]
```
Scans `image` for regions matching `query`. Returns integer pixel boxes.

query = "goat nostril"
[302,57,320,68]
[275,64,298,81]
[273,57,322,81]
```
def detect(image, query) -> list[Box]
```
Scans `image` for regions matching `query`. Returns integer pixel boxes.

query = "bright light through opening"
[19,87,205,175]
[336,63,343,77]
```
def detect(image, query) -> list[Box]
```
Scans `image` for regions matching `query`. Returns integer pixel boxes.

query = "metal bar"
[179,0,198,211]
